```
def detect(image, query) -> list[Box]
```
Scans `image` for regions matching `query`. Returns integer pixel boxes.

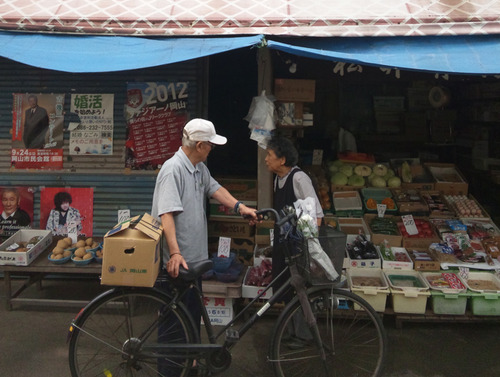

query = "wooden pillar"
[256,46,274,209]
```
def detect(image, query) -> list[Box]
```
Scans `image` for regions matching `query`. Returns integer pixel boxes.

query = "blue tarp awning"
[267,35,500,75]
[1,31,500,75]
[0,31,263,73]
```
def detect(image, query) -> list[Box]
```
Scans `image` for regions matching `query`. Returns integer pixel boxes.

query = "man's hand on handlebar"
[238,204,260,225]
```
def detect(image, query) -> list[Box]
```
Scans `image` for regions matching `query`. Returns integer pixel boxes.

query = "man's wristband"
[170,252,182,258]
[234,201,242,214]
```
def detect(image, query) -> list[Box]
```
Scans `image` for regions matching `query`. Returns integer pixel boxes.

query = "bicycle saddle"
[178,259,214,282]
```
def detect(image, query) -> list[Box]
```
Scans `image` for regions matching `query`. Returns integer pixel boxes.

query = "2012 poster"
[11,93,65,169]
[125,82,189,169]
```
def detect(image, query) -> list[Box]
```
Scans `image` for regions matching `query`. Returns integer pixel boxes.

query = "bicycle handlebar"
[255,208,296,228]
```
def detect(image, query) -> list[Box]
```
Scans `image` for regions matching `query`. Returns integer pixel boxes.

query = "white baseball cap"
[183,118,227,145]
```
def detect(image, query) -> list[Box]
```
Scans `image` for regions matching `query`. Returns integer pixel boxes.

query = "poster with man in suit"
[11,93,65,169]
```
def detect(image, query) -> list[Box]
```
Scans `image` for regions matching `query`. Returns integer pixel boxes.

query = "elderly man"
[151,118,256,338]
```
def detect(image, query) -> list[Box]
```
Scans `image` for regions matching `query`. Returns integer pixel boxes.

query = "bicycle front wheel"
[68,287,198,377]
[269,287,387,377]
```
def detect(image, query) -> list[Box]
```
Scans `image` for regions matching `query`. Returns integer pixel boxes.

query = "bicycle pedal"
[225,328,240,342]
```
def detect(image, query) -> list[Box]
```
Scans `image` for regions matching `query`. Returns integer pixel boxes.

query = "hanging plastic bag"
[244,91,276,148]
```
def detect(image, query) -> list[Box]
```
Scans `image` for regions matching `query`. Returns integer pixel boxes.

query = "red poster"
[125,82,189,169]
[0,186,34,239]
[12,93,65,170]
[40,188,94,237]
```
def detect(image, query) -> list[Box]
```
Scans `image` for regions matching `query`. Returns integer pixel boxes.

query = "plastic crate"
[429,290,469,315]
[462,272,500,316]
[468,291,500,316]
[348,268,390,312]
[385,270,430,314]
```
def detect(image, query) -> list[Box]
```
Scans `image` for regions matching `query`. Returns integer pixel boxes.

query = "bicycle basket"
[293,227,346,286]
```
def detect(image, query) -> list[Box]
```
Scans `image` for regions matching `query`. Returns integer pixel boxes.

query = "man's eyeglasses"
[205,142,216,150]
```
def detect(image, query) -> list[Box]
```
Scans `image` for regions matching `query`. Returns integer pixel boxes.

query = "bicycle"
[67,208,387,377]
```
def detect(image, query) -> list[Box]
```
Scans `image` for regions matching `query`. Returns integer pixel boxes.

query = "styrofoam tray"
[333,191,363,211]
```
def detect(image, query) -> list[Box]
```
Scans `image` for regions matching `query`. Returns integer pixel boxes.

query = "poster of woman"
[40,187,93,237]
[0,186,34,239]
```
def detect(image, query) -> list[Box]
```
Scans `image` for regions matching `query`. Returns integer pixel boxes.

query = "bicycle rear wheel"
[269,287,387,377]
[68,287,198,377]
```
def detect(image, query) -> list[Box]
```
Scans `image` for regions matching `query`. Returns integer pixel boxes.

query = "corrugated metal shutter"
[0,58,206,236]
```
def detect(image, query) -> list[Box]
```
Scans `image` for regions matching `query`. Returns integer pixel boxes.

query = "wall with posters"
[0,57,206,236]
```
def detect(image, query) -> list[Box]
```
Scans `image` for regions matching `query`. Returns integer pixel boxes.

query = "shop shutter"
[0,57,206,236]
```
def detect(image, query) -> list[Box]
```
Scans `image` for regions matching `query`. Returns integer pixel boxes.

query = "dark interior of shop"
[207,48,500,225]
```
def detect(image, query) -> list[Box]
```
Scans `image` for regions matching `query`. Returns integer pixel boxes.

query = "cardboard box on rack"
[0,229,52,266]
[380,247,413,270]
[425,163,468,195]
[398,217,441,251]
[209,199,257,218]
[214,177,257,202]
[337,217,371,245]
[364,214,402,248]
[274,78,315,102]
[208,217,255,238]
[101,213,163,287]
[407,249,441,271]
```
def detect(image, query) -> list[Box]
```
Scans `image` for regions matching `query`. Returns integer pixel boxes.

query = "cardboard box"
[391,189,429,216]
[337,217,371,245]
[426,163,468,195]
[331,184,364,193]
[242,266,273,299]
[208,217,255,238]
[407,249,441,271]
[398,218,441,251]
[209,200,257,218]
[203,297,234,326]
[420,190,456,218]
[214,178,257,202]
[0,229,52,266]
[274,78,315,102]
[364,214,402,248]
[101,213,163,287]
[380,247,414,270]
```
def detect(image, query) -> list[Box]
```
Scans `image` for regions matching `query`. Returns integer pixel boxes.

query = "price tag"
[217,237,231,258]
[67,222,78,244]
[401,214,419,236]
[118,209,131,224]
[377,204,387,218]
[459,266,470,282]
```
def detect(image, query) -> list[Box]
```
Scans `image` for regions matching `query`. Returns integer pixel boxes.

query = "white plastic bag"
[244,91,276,131]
